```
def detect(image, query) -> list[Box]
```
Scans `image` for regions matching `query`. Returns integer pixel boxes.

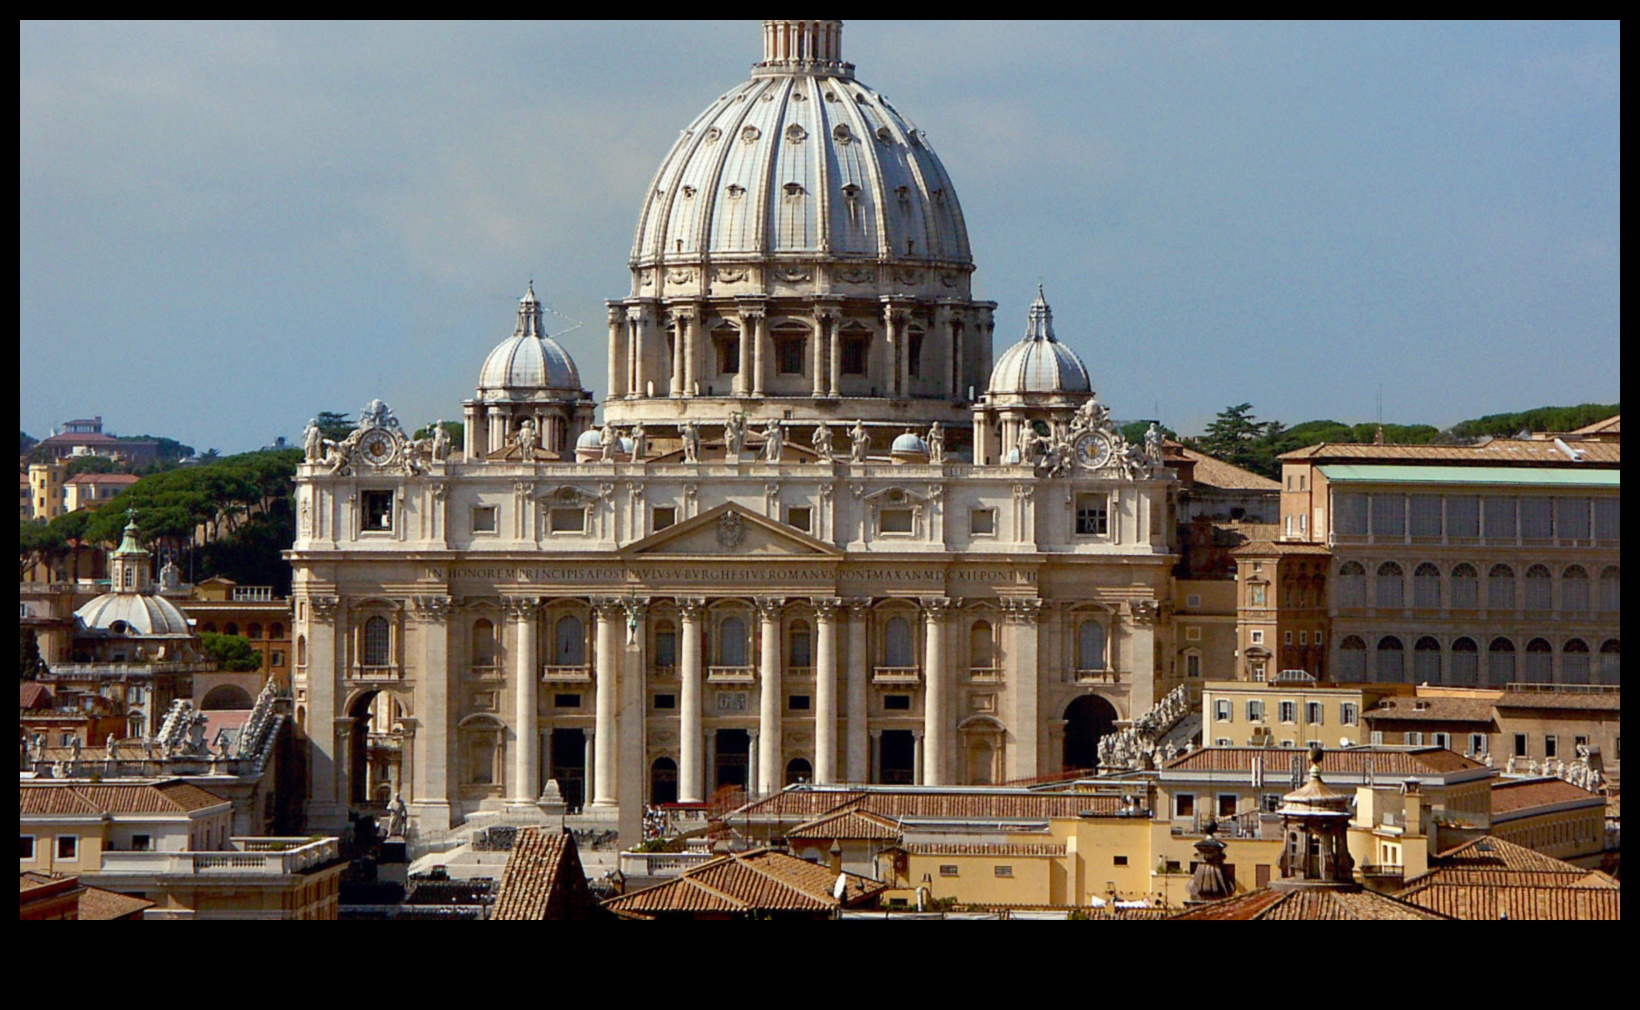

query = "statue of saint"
[303,419,324,462]
[811,424,834,461]
[681,421,702,464]
[762,420,784,462]
[431,422,452,462]
[630,422,648,463]
[849,421,870,463]
[725,414,747,458]
[927,423,946,465]
[599,422,618,462]
[1145,423,1164,465]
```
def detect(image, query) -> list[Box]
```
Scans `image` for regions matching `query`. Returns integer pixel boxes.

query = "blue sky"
[19,20,1621,453]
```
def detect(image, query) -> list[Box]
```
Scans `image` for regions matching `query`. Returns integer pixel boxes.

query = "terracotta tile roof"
[1491,778,1606,818]
[75,886,155,920]
[1491,691,1622,714]
[787,808,902,842]
[19,781,231,818]
[492,828,594,921]
[1178,449,1282,492]
[1569,415,1620,436]
[19,871,60,892]
[1164,747,1485,777]
[1169,888,1448,921]
[1365,696,1499,725]
[1281,440,1620,467]
[1228,540,1333,558]
[1427,836,1596,875]
[20,682,55,711]
[902,844,1067,858]
[1396,884,1620,921]
[603,850,884,917]
[729,786,1141,826]
[64,473,140,487]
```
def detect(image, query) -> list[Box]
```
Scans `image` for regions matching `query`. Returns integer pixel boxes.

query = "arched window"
[884,617,914,668]
[1488,639,1516,687]
[1524,566,1553,612]
[1562,639,1591,686]
[1600,640,1621,686]
[1600,567,1621,612]
[1414,637,1442,685]
[472,619,497,668]
[269,623,285,640]
[1377,637,1406,684]
[1413,564,1442,610]
[246,623,263,640]
[1337,563,1367,609]
[555,616,586,667]
[1524,638,1554,684]
[201,623,218,635]
[654,621,678,670]
[1077,621,1107,672]
[969,621,995,670]
[363,617,391,668]
[1489,565,1516,611]
[788,620,813,669]
[296,635,307,667]
[1451,564,1479,610]
[785,758,813,786]
[719,617,748,668]
[1375,563,1404,610]
[1339,636,1368,682]
[224,622,240,638]
[1562,566,1590,613]
[1451,638,1480,686]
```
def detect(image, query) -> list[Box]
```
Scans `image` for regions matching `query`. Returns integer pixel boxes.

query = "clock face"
[361,432,396,467]
[1076,433,1113,469]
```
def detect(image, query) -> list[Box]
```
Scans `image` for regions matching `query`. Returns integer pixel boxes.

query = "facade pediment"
[625,503,844,559]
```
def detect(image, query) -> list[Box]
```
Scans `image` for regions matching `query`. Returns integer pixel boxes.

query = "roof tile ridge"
[736,851,831,903]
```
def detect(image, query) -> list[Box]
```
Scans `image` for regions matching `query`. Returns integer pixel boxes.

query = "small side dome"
[75,593,193,638]
[892,432,929,454]
[477,285,584,401]
[575,429,604,451]
[987,288,1092,398]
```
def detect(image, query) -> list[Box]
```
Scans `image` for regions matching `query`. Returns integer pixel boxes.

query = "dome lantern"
[759,20,849,75]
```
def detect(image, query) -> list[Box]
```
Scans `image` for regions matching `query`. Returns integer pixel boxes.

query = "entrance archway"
[880,731,916,785]
[1063,695,1118,773]
[347,691,380,808]
[549,729,586,811]
[715,730,750,792]
[201,684,254,711]
[651,757,679,806]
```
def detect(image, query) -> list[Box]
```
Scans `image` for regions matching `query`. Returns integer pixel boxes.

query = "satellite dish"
[833,873,848,902]
[1340,738,1354,748]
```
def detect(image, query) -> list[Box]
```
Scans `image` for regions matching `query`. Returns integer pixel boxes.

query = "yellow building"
[1201,675,1406,750]
[1489,777,1611,868]
[27,461,66,520]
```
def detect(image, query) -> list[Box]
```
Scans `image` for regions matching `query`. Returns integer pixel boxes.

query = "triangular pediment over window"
[625,503,843,558]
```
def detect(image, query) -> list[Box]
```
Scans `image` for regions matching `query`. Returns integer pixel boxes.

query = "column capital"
[845,598,874,617]
[1128,599,1162,626]
[590,598,627,620]
[502,596,544,619]
[754,597,787,621]
[622,597,652,622]
[409,596,454,624]
[870,728,884,740]
[309,596,341,624]
[811,598,843,621]
[920,597,954,622]
[676,598,708,621]
[1003,598,1044,626]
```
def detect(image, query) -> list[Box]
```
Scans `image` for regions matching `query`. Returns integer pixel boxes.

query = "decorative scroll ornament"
[718,511,747,550]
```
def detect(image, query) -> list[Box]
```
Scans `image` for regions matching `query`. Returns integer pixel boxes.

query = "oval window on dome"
[741,126,762,144]
[833,125,853,145]
[703,127,722,144]
[786,124,808,143]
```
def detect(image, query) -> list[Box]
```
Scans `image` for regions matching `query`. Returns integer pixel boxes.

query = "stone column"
[668,314,686,397]
[811,318,827,398]
[506,597,542,807]
[410,596,453,830]
[607,305,627,399]
[948,316,964,400]
[756,599,785,795]
[883,305,900,399]
[813,599,840,785]
[754,313,770,398]
[678,599,706,804]
[583,731,596,810]
[682,310,699,397]
[922,599,951,786]
[1127,601,1159,716]
[1005,600,1043,781]
[846,601,871,783]
[305,596,344,831]
[592,602,620,808]
[619,599,648,846]
[870,729,883,784]
[487,407,508,456]
[735,312,757,397]
[913,729,925,787]
[748,729,761,795]
[824,313,841,397]
[626,311,642,399]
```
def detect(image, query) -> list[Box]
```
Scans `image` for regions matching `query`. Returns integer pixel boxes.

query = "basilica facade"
[289,20,1180,838]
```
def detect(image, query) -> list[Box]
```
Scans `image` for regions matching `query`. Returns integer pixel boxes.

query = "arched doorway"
[785,758,813,786]
[201,684,254,711]
[348,691,405,810]
[1063,695,1118,773]
[651,758,679,806]
[348,691,380,808]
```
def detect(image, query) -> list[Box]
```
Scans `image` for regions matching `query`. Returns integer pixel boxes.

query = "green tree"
[316,412,353,442]
[200,633,263,673]
[414,421,464,444]
[18,520,66,581]
[19,431,36,454]
[66,455,123,477]
[21,627,49,681]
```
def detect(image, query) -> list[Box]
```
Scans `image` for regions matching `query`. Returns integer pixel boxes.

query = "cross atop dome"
[758,20,852,76]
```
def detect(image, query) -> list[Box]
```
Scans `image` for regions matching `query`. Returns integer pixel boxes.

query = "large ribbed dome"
[631,20,971,276]
[76,592,193,639]
[477,285,584,402]
[988,289,1092,397]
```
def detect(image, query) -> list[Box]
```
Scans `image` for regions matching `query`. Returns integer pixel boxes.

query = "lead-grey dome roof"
[477,286,584,402]
[631,25,971,270]
[988,289,1092,398]
[76,592,193,639]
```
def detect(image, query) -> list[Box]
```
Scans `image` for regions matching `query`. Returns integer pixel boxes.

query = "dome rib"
[987,290,1093,398]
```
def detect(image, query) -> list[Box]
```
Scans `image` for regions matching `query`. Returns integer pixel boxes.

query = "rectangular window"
[1433,732,1451,751]
[1558,499,1591,542]
[652,507,677,532]
[786,507,813,534]
[271,651,286,668]
[1186,627,1202,642]
[1513,734,1529,758]
[1299,631,1308,646]
[1217,739,1233,748]
[994,865,1014,879]
[1405,732,1424,747]
[1483,497,1518,541]
[1075,495,1109,537]
[1545,735,1559,759]
[880,509,915,535]
[1251,630,1265,645]
[718,339,740,376]
[1113,856,1129,867]
[1187,595,1203,610]
[1447,496,1480,538]
[788,695,812,712]
[1409,495,1443,538]
[549,508,587,534]
[1175,794,1196,819]
[883,695,912,712]
[471,506,499,535]
[1219,795,1238,819]
[56,836,78,861]
[776,336,807,376]
[1520,498,1554,540]
[1341,704,1359,727]
[1186,654,1202,679]
[1307,702,1324,726]
[554,693,582,709]
[652,694,677,711]
[1594,498,1620,542]
[1245,700,1265,722]
[1335,493,1368,536]
[1215,700,1233,723]
[1469,734,1488,757]
[1371,494,1406,538]
[362,490,395,532]
[970,509,997,537]
[939,865,959,878]
[1285,632,1294,646]
[19,836,34,861]
[842,335,869,376]
[1279,701,1297,724]
[132,835,153,853]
